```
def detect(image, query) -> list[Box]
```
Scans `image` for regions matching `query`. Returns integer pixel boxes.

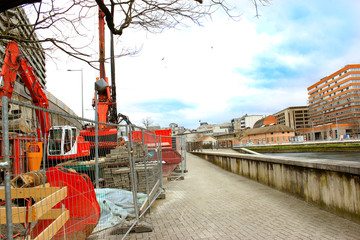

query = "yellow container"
[26,142,43,171]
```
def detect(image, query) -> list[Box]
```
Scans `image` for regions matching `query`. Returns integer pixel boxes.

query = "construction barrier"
[0,97,186,239]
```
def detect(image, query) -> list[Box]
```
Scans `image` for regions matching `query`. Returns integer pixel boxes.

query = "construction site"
[0,5,187,240]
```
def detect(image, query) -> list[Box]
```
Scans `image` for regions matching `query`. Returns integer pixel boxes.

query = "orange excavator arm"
[0,41,19,99]
[0,41,51,140]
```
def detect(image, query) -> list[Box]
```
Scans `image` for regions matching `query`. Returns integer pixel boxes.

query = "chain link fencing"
[0,97,185,239]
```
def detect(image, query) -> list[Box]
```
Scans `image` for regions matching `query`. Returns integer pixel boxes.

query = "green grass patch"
[245,144,360,153]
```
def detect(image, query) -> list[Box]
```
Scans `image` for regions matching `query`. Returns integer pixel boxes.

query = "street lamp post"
[67,69,84,119]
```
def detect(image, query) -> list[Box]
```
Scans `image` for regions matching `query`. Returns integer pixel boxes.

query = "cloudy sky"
[45,0,360,129]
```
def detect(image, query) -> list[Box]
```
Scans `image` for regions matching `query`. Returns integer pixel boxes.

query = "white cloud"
[110,17,278,127]
[44,0,360,129]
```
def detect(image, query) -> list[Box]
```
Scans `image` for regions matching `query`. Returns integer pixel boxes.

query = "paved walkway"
[126,152,360,239]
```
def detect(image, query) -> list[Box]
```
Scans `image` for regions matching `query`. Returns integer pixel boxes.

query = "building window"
[276,137,279,141]
[271,137,274,142]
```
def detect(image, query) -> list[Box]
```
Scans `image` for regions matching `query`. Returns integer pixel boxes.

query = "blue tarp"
[93,188,147,233]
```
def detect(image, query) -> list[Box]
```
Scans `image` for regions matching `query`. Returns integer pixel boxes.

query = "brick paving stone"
[100,151,360,240]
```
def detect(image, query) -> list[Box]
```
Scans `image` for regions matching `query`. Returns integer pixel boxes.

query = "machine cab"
[48,126,78,157]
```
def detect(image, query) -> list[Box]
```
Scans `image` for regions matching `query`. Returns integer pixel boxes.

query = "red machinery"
[0,41,50,140]
[79,3,118,156]
[0,41,90,171]
[132,129,182,176]
[160,148,182,176]
[0,136,35,176]
[0,42,100,239]
[79,4,182,178]
[32,166,100,239]
[132,129,173,147]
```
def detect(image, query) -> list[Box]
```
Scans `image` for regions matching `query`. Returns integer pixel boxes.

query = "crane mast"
[94,2,117,125]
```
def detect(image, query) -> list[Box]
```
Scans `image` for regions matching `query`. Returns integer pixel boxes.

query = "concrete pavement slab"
[112,152,360,239]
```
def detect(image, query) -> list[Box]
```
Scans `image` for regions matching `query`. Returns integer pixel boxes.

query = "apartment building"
[231,114,263,131]
[273,106,309,133]
[0,7,46,87]
[196,122,231,135]
[299,64,360,140]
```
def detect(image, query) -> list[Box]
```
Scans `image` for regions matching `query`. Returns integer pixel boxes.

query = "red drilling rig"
[79,3,126,156]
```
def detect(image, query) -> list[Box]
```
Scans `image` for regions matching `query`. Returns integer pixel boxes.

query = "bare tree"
[0,0,269,67]
[1,1,105,66]
[141,117,153,129]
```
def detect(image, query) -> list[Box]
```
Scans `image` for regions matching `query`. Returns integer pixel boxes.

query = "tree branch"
[1,0,265,69]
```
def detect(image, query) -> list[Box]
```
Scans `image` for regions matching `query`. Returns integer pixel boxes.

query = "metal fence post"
[95,94,99,189]
[141,129,150,197]
[42,110,47,186]
[128,125,139,221]
[2,96,13,239]
[159,136,163,189]
[183,136,187,172]
[181,136,184,175]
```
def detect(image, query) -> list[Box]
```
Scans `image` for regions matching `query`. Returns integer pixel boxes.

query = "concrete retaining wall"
[192,151,360,223]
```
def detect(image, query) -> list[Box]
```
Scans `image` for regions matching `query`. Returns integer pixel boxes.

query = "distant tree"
[141,117,153,129]
[0,0,269,67]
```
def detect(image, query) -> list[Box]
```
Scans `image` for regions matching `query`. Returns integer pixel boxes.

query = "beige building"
[213,133,238,147]
[196,122,231,134]
[273,106,309,133]
[169,123,186,135]
[241,125,295,145]
[196,136,217,146]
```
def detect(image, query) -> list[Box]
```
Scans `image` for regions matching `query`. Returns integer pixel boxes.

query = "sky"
[45,0,360,130]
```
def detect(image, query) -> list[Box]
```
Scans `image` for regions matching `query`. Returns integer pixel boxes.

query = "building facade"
[239,115,295,145]
[231,114,263,131]
[273,106,309,133]
[241,125,295,145]
[0,7,46,87]
[214,133,239,147]
[169,123,186,135]
[299,64,360,140]
[196,122,231,135]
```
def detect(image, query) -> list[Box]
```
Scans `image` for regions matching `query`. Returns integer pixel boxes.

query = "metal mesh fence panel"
[158,134,180,177]
[0,98,164,239]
